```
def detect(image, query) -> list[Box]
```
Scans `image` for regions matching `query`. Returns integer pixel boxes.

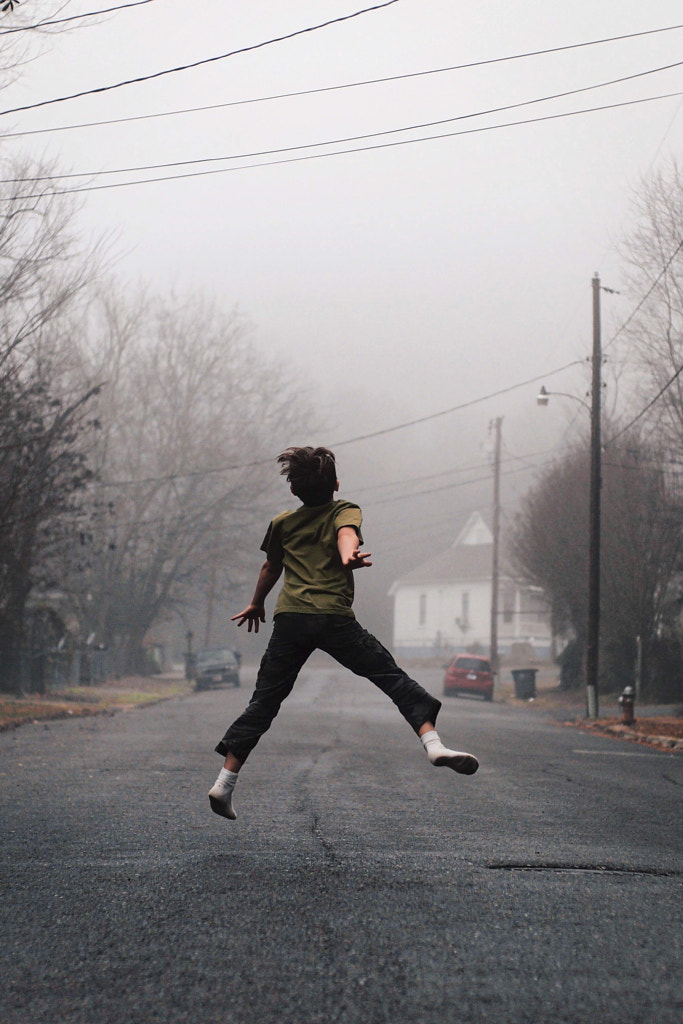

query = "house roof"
[393,542,494,586]
[389,510,515,589]
[453,509,493,547]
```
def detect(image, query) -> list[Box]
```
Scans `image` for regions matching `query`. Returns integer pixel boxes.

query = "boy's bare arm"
[231,559,283,632]
[337,525,372,570]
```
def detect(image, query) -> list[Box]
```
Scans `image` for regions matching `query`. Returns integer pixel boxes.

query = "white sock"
[421,729,442,758]
[208,767,239,819]
[420,729,479,775]
[213,767,239,792]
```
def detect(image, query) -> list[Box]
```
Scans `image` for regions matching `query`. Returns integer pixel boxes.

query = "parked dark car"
[194,647,241,691]
[443,655,494,701]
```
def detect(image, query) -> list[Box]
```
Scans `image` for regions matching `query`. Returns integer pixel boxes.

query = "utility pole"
[204,508,222,648]
[635,635,643,702]
[586,273,602,719]
[204,557,217,649]
[490,416,503,686]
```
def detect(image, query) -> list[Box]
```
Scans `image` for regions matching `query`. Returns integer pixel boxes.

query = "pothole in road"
[487,862,680,877]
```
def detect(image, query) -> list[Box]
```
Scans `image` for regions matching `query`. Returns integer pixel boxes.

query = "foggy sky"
[3,0,683,639]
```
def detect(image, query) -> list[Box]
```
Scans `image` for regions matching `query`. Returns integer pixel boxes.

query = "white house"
[388,511,552,660]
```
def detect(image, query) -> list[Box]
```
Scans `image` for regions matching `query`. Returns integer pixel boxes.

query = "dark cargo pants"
[215,612,441,763]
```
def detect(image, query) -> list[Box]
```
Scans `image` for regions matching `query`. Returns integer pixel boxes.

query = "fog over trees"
[0,157,310,690]
[73,288,307,675]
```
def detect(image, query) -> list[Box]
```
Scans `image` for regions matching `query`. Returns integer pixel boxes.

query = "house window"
[419,593,427,626]
[461,592,469,628]
[503,586,514,624]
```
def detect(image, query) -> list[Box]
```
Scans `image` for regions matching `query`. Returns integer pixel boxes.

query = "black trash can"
[511,668,537,700]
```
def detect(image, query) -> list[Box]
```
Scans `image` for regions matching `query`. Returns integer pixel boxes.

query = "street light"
[536,273,604,720]
[536,386,590,412]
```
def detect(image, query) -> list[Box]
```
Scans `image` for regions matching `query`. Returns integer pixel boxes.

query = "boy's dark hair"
[277,446,337,506]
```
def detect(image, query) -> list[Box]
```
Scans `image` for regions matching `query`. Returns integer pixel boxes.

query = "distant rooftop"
[390,510,511,589]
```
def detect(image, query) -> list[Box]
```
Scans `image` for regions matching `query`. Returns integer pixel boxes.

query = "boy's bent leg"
[319,617,441,734]
[214,616,314,765]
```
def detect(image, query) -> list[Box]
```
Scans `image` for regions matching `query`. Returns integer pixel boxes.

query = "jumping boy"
[209,446,478,819]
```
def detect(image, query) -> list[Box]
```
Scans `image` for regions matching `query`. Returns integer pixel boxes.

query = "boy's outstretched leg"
[319,617,480,776]
[419,723,479,775]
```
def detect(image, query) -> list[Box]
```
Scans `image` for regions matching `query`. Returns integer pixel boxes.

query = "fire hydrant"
[618,685,636,726]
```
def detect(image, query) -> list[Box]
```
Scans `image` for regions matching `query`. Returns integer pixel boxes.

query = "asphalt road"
[1,662,682,1024]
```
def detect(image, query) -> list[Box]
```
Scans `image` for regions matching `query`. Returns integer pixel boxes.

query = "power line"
[366,472,492,507]
[8,58,681,186]
[646,96,683,172]
[97,362,582,489]
[369,503,494,539]
[609,361,683,443]
[549,87,683,352]
[603,236,683,440]
[353,463,492,496]
[364,462,543,508]
[0,0,157,36]
[0,0,401,117]
[353,447,562,495]
[92,497,498,541]
[605,238,683,350]
[10,90,683,200]
[3,20,683,139]
[331,363,580,449]
[368,448,576,529]
[501,443,569,475]
[374,502,494,535]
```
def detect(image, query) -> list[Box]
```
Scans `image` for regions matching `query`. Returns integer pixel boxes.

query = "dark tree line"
[510,435,682,700]
[0,165,101,692]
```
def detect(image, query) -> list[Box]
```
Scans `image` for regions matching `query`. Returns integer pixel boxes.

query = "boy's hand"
[343,549,373,570]
[231,560,282,633]
[337,525,372,570]
[230,604,266,632]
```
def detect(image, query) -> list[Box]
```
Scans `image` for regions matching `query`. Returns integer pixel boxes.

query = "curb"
[568,719,683,753]
[0,683,193,734]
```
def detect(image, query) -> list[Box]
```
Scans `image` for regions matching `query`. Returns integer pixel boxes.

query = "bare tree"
[509,435,681,696]
[74,286,311,673]
[620,161,683,447]
[0,161,102,691]
[0,158,94,356]
[0,2,94,88]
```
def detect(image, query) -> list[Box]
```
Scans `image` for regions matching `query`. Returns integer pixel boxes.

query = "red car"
[443,655,494,701]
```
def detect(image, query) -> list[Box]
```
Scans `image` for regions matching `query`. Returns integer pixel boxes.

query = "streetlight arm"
[536,386,590,412]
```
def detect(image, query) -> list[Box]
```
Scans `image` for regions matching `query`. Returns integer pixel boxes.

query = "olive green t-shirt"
[261,499,364,617]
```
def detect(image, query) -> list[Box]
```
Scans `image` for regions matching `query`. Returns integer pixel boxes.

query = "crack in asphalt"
[487,862,681,876]
[310,812,338,864]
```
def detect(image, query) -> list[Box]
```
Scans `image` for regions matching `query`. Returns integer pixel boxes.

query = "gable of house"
[389,511,493,592]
